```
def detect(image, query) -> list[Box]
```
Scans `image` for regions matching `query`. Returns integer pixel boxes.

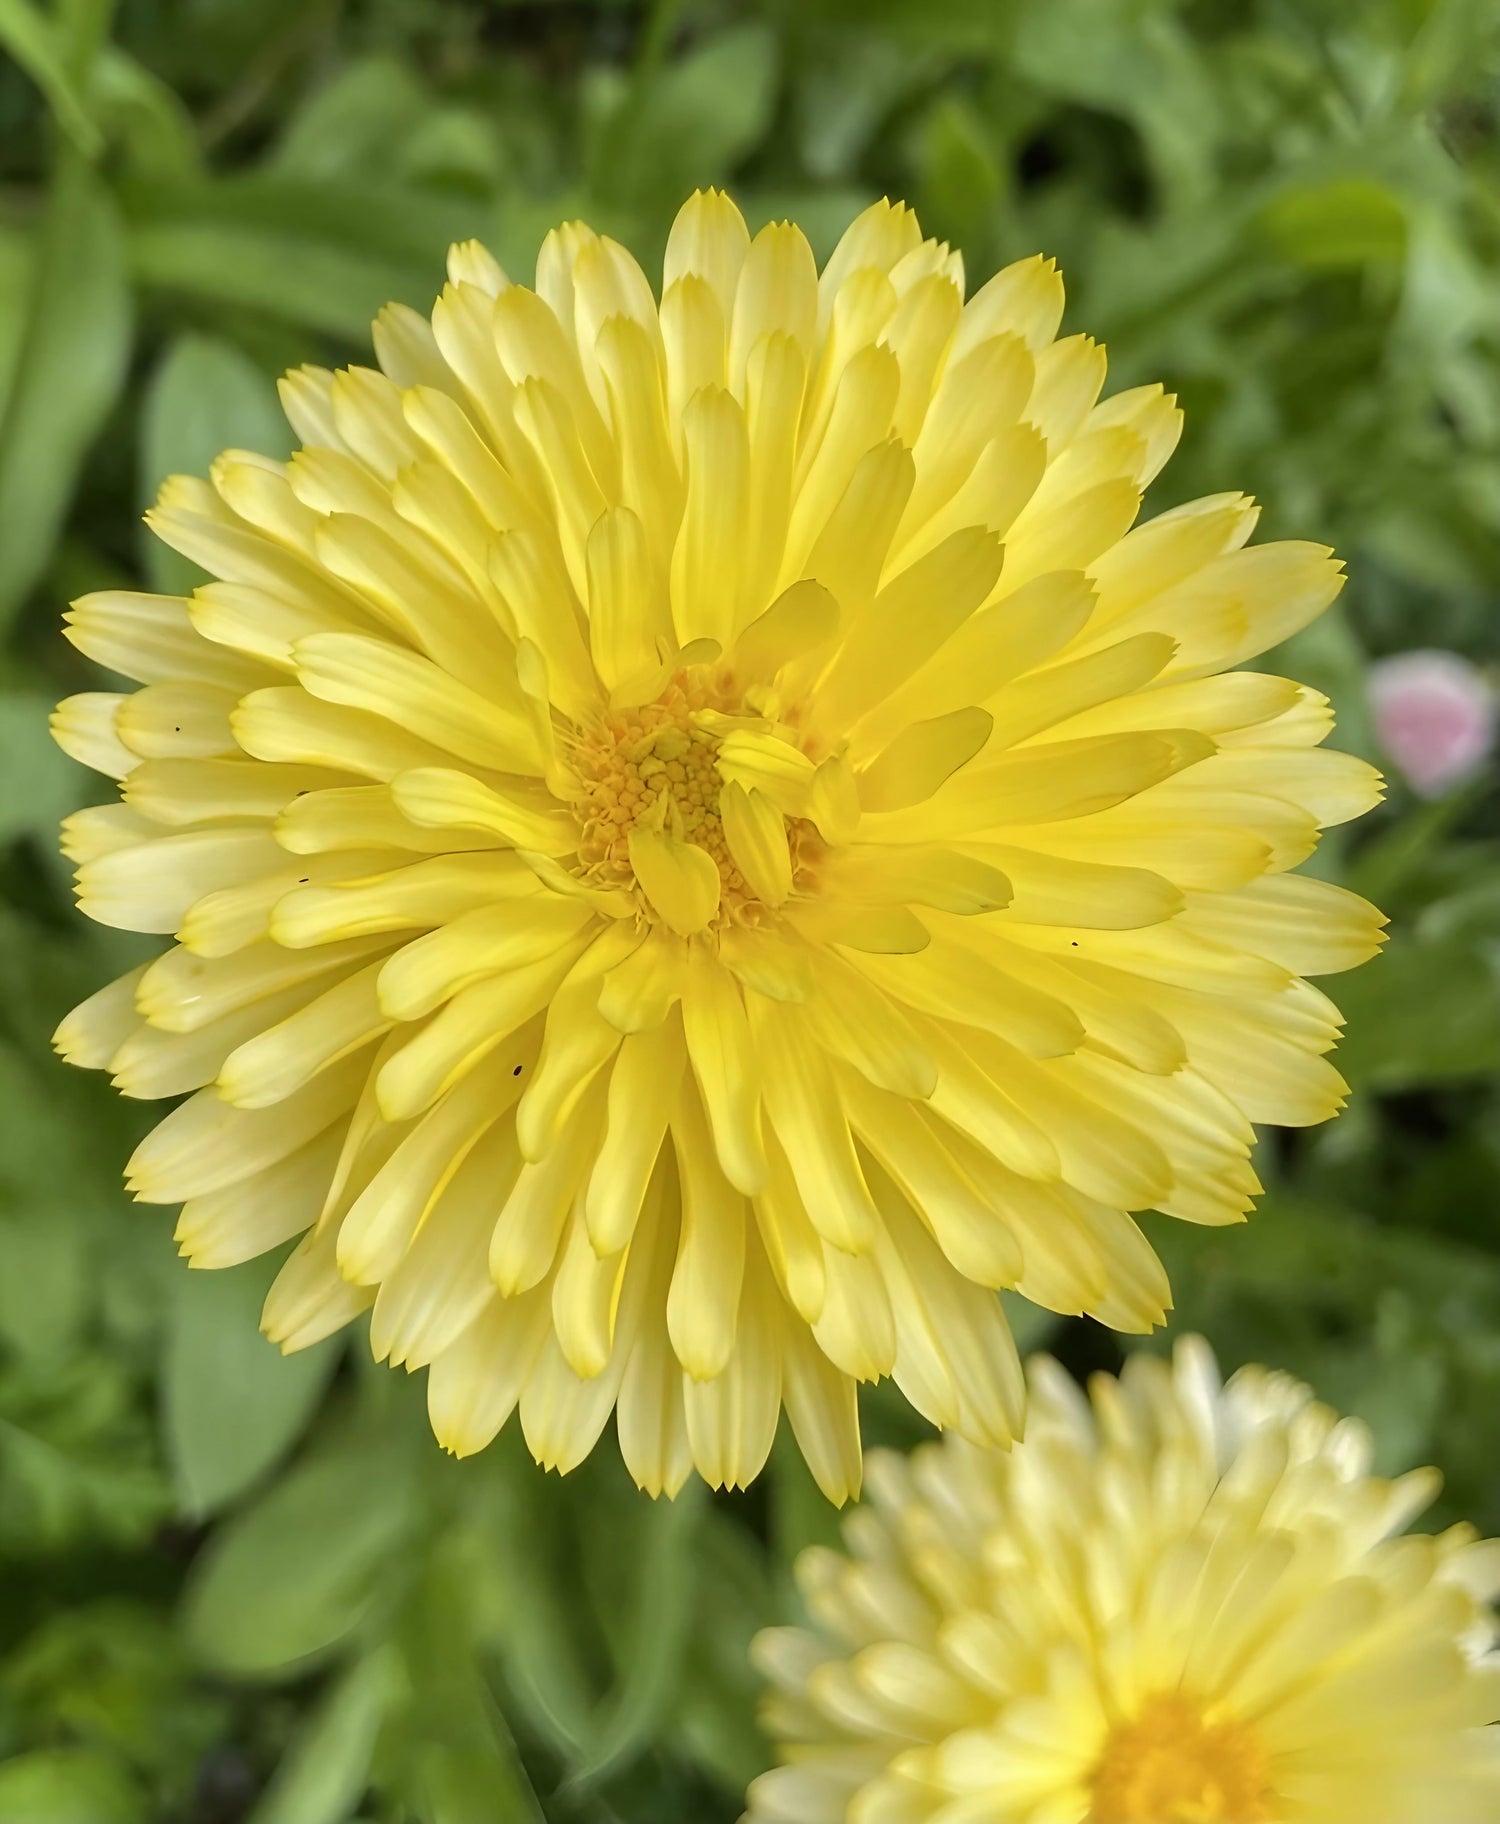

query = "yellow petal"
[389,766,577,854]
[681,947,766,1195]
[52,693,138,778]
[731,577,838,683]
[670,385,750,647]
[426,1289,551,1458]
[218,961,393,1108]
[720,782,793,906]
[664,187,750,329]
[514,927,636,1160]
[270,851,538,948]
[376,894,594,1020]
[742,331,807,618]
[627,825,721,935]
[127,1051,367,1204]
[683,1244,781,1491]
[668,1085,746,1381]
[858,707,993,814]
[660,273,727,443]
[336,1055,517,1285]
[801,950,938,1100]
[729,220,818,399]
[817,527,1004,735]
[586,1016,685,1254]
[752,998,879,1254]
[374,950,572,1121]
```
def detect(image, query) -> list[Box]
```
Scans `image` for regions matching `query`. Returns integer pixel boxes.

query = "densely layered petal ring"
[54,193,1385,1498]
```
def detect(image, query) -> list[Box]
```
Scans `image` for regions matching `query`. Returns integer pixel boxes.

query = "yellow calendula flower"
[750,1339,1500,1824]
[53,192,1383,1500]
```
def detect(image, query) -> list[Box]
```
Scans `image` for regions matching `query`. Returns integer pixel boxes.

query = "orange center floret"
[571,672,750,904]
[1089,1696,1277,1824]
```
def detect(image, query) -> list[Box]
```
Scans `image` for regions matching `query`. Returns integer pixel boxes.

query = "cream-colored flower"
[55,192,1383,1500]
[751,1339,1500,1824]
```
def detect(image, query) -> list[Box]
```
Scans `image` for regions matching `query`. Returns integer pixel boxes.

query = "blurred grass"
[0,1,1499,1819]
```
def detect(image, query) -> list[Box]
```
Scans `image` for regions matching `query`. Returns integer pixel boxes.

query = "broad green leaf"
[139,333,293,593]
[589,23,779,214]
[389,1533,544,1824]
[0,159,132,626]
[93,47,202,182]
[1011,0,1219,209]
[0,693,87,840]
[128,218,431,341]
[126,175,475,340]
[768,1425,843,1581]
[269,57,431,182]
[0,225,36,431]
[0,1356,169,1554]
[1333,934,1500,1088]
[475,1451,600,1758]
[917,94,1005,259]
[0,0,103,154]
[182,1430,420,1677]
[569,1479,705,1784]
[250,1648,402,1824]
[0,1748,144,1823]
[1257,178,1409,271]
[669,1520,774,1792]
[163,1254,341,1520]
[0,1202,88,1360]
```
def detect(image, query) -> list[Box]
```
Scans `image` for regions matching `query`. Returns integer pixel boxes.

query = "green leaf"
[0,693,87,840]
[1332,934,1500,1089]
[917,94,1005,259]
[590,23,779,214]
[139,333,294,593]
[163,1254,341,1520]
[250,1648,402,1824]
[1256,178,1409,272]
[92,47,202,183]
[0,0,103,155]
[389,1533,544,1824]
[0,225,36,432]
[129,219,430,342]
[182,1429,420,1678]
[0,158,132,626]
[0,1202,89,1361]
[0,1748,144,1824]
[268,56,431,182]
[2,1602,229,1786]
[126,175,472,342]
[568,1480,705,1785]
[1011,0,1219,210]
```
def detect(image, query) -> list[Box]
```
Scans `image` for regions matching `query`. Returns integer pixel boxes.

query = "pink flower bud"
[1367,650,1495,798]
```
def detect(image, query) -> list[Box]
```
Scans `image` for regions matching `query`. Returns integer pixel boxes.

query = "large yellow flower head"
[750,1339,1500,1824]
[53,192,1384,1501]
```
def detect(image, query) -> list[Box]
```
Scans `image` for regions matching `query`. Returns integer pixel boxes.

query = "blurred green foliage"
[1,0,1499,1818]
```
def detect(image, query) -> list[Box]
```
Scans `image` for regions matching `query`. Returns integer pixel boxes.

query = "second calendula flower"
[54,191,1384,1499]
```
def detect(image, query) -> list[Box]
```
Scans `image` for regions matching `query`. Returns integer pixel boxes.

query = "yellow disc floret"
[1090,1696,1276,1823]
[571,671,749,904]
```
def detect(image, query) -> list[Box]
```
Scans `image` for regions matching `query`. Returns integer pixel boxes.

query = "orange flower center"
[1089,1696,1277,1824]
[570,672,749,901]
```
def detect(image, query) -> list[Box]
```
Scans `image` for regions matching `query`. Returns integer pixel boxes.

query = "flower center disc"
[1089,1696,1277,1824]
[571,672,749,904]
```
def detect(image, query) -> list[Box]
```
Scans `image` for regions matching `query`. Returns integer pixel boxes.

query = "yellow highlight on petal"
[628,826,721,935]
